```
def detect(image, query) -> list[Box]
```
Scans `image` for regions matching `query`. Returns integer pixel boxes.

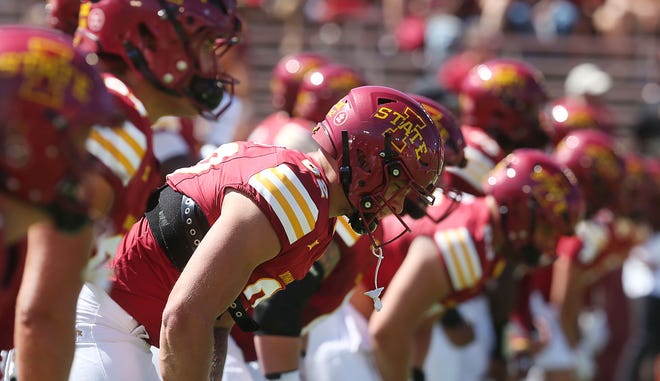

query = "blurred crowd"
[0,1,659,381]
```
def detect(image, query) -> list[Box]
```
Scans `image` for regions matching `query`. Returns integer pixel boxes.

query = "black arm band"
[439,308,465,329]
[491,321,507,360]
[46,203,91,232]
[253,261,325,337]
[411,367,425,381]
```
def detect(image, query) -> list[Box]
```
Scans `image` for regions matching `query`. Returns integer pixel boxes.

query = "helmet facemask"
[338,129,436,243]
[501,197,545,267]
[405,187,463,223]
[156,2,241,119]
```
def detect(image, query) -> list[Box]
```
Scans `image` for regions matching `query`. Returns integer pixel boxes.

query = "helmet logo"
[530,169,570,216]
[584,145,620,180]
[333,111,348,126]
[423,105,450,145]
[374,106,429,161]
[0,37,94,109]
[482,65,525,93]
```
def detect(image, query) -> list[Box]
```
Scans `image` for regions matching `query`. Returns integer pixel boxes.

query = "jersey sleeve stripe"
[90,123,146,165]
[253,171,304,240]
[268,166,317,229]
[114,124,147,157]
[441,230,468,289]
[261,166,317,232]
[249,164,319,244]
[89,128,137,173]
[464,147,495,181]
[334,216,360,247]
[445,146,495,191]
[435,228,483,291]
[87,124,146,185]
[455,228,482,282]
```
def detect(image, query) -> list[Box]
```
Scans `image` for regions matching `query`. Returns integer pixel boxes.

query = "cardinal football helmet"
[553,129,625,217]
[402,94,464,221]
[312,86,444,237]
[408,93,465,168]
[483,149,584,266]
[542,96,616,144]
[75,0,241,119]
[443,125,506,197]
[293,63,367,123]
[459,58,549,150]
[0,26,119,227]
[271,52,330,115]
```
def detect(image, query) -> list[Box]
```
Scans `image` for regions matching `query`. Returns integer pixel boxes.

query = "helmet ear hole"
[138,24,157,51]
[356,149,371,172]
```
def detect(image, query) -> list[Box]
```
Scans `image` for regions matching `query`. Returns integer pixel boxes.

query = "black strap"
[145,185,198,270]
[145,186,260,332]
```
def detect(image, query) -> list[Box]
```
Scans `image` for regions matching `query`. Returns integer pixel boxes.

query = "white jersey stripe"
[445,146,495,192]
[435,227,483,291]
[249,164,318,244]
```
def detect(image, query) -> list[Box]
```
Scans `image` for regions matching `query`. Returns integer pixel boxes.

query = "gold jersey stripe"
[270,167,316,230]
[114,126,146,157]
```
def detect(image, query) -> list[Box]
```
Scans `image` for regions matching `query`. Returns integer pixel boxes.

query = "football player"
[0,25,120,380]
[68,85,444,381]
[369,149,584,381]
[226,94,462,381]
[12,0,241,379]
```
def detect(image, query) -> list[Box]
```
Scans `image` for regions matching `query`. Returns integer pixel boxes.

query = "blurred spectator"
[593,0,660,35]
[565,62,613,98]
[503,0,581,39]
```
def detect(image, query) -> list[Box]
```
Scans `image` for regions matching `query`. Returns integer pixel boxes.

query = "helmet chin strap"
[337,130,385,310]
[339,130,376,234]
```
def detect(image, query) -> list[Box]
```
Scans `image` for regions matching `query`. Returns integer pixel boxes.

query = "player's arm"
[550,255,583,348]
[411,311,437,380]
[369,236,450,381]
[14,221,95,381]
[159,190,282,381]
[253,240,341,379]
